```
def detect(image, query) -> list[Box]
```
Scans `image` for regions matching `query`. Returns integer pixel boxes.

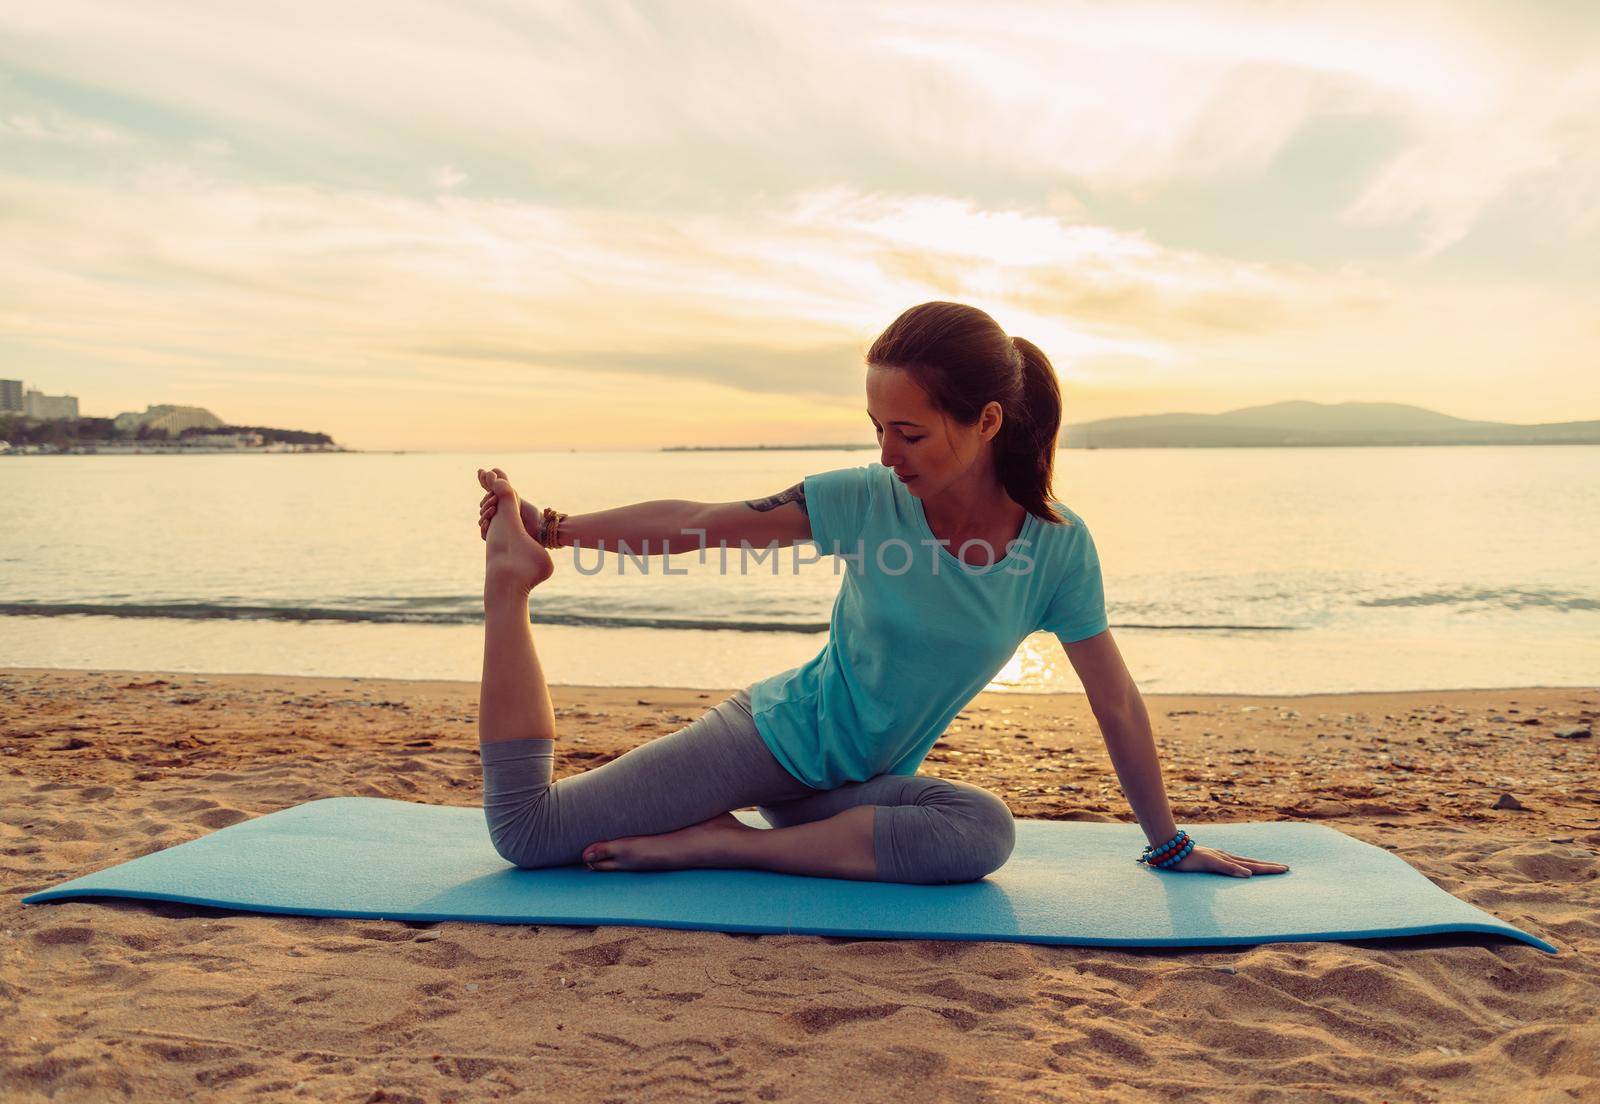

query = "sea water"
[2,447,1596,694]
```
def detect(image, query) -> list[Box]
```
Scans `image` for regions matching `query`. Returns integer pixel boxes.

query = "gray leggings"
[479,687,1016,884]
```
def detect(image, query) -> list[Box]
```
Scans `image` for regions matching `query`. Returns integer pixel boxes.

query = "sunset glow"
[2,1,1596,450]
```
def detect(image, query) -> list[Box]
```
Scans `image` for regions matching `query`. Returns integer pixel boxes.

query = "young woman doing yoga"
[474,301,1290,884]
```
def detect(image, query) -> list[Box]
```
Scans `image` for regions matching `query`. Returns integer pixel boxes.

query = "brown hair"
[866,301,1067,524]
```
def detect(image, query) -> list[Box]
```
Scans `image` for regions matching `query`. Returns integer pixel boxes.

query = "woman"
[474,301,1290,884]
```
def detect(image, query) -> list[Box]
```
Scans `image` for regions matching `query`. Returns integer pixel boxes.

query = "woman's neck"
[919,470,1026,544]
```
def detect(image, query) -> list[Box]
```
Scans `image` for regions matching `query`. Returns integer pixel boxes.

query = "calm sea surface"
[2,447,1597,694]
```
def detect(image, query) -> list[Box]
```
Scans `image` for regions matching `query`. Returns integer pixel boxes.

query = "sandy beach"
[2,666,1597,1102]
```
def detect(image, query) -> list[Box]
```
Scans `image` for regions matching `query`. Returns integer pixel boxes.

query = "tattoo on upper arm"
[744,482,808,516]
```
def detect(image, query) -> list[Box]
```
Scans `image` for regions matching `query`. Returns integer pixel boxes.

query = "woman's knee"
[949,784,1017,881]
[486,809,539,868]
[481,737,573,868]
[881,780,1016,884]
[484,791,573,869]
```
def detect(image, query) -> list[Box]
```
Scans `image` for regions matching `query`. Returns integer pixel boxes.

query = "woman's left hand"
[1159,844,1290,877]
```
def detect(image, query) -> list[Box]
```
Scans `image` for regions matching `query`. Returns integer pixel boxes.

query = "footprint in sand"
[585,1036,755,1100]
[32,924,97,946]
[193,808,250,829]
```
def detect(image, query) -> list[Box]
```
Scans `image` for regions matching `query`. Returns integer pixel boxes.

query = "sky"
[1,0,1597,451]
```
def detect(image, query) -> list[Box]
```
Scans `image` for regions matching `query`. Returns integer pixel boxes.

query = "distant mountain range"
[658,401,1600,451]
[1062,401,1600,448]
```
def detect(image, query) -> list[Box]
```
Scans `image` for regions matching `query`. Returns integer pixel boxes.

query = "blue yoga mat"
[22,797,1557,954]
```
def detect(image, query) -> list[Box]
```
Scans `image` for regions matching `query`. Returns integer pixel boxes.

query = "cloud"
[0,0,1596,446]
[415,341,872,398]
[3,1,1594,239]
[0,164,1311,393]
[0,107,129,145]
[431,165,467,191]
[1343,56,1600,258]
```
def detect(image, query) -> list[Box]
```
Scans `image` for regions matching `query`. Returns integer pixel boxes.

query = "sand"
[2,666,1597,1102]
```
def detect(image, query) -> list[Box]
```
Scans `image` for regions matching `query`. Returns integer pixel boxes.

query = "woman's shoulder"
[802,462,891,517]
[806,462,894,498]
[1041,499,1090,531]
[1032,500,1096,559]
[807,460,889,481]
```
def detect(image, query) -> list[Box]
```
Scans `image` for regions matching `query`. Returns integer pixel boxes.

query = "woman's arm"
[561,484,812,552]
[1061,629,1181,847]
[1062,630,1290,877]
[492,482,812,553]
[558,499,720,554]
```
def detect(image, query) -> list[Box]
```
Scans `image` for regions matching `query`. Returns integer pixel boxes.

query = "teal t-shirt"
[747,462,1109,790]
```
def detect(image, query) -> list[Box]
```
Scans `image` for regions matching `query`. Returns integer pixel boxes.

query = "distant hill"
[662,443,875,452]
[0,413,339,451]
[1061,401,1600,448]
[654,401,1600,452]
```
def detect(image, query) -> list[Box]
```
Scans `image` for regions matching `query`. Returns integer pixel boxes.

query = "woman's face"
[865,365,1000,497]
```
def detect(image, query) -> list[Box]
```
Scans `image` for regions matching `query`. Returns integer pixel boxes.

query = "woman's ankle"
[483,574,534,607]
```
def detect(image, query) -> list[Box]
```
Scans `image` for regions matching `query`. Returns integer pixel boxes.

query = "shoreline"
[3,666,1597,1099]
[0,448,348,456]
[4,664,1595,701]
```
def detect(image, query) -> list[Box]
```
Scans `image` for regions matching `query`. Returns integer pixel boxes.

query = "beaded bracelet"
[1137,828,1195,869]
[538,507,569,549]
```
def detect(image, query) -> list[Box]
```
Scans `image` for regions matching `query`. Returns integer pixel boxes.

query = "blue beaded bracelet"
[1138,829,1194,869]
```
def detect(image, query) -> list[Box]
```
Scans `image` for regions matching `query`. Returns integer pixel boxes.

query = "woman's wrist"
[1138,829,1193,869]
[520,499,543,541]
[1143,816,1181,849]
[540,507,568,548]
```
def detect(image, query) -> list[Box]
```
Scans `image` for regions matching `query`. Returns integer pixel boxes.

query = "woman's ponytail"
[994,336,1065,524]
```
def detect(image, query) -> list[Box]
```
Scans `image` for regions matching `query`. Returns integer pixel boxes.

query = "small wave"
[0,600,1299,636]
[1359,587,1600,612]
[1114,622,1296,632]
[0,601,831,634]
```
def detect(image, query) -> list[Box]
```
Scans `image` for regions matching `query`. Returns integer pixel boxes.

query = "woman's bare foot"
[478,467,555,595]
[581,811,756,872]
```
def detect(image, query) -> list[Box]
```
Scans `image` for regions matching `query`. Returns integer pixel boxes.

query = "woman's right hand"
[478,479,540,541]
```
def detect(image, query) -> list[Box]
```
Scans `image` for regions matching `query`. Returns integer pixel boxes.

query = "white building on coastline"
[112,404,224,435]
[26,389,80,419]
[0,380,81,419]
